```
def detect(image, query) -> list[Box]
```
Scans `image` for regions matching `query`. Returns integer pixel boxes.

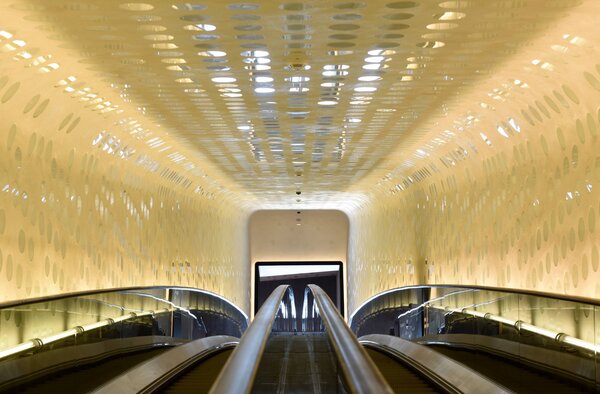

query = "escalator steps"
[429,345,596,394]
[252,334,344,393]
[365,348,441,394]
[12,348,167,394]
[159,349,233,394]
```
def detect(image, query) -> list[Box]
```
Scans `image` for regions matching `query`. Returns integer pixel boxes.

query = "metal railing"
[209,285,290,394]
[359,334,511,394]
[93,335,239,394]
[0,286,249,392]
[348,285,600,390]
[210,284,394,394]
[308,284,393,394]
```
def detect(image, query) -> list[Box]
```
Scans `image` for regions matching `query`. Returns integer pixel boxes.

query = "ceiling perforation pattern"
[0,0,584,209]
[347,0,600,309]
[1,0,599,307]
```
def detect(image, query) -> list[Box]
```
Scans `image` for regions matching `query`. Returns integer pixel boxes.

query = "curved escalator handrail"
[92,335,239,394]
[209,284,289,394]
[359,334,513,394]
[308,284,393,394]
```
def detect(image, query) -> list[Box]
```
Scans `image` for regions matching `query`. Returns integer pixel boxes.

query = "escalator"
[428,345,595,393]
[3,285,512,394]
[364,348,441,393]
[203,285,506,394]
[252,333,342,393]
[12,347,170,394]
[0,287,249,394]
[250,333,442,393]
[157,348,234,394]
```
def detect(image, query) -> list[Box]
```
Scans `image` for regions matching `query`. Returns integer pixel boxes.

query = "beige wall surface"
[0,16,250,311]
[250,210,349,264]
[347,3,600,313]
[249,209,349,314]
[2,0,600,322]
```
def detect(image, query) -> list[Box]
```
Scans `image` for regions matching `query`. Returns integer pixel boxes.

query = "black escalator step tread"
[15,347,167,394]
[252,334,344,393]
[429,345,596,394]
[365,348,442,394]
[161,348,233,394]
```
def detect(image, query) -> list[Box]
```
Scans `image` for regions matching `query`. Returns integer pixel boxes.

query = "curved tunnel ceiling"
[0,0,592,211]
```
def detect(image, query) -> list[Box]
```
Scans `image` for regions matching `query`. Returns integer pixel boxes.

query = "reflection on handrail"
[122,292,201,323]
[92,335,240,394]
[0,309,169,360]
[308,285,393,394]
[359,334,511,394]
[395,289,474,320]
[209,285,290,394]
[351,285,600,356]
[350,284,600,326]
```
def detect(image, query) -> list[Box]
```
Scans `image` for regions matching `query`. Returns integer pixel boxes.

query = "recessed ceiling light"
[358,75,381,82]
[362,64,388,70]
[241,50,270,57]
[243,57,271,64]
[318,100,338,106]
[285,76,310,83]
[254,76,274,82]
[364,56,385,63]
[367,49,396,56]
[354,86,377,92]
[211,77,236,83]
[322,70,348,77]
[323,64,349,70]
[255,87,275,93]
[198,50,226,57]
[184,23,216,31]
[245,65,271,71]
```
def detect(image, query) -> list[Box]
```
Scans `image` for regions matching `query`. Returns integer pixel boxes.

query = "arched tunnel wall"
[347,10,600,313]
[1,2,599,323]
[0,28,250,311]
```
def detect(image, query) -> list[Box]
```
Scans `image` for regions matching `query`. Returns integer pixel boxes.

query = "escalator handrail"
[308,284,394,394]
[209,284,289,394]
[359,334,513,394]
[92,335,238,394]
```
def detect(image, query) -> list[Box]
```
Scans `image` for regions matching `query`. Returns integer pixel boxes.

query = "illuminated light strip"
[0,309,172,361]
[517,321,562,340]
[396,304,600,354]
[483,313,515,326]
[0,289,245,361]
[0,340,40,359]
[451,308,600,354]
[39,328,82,345]
[560,334,600,353]
[165,287,249,321]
